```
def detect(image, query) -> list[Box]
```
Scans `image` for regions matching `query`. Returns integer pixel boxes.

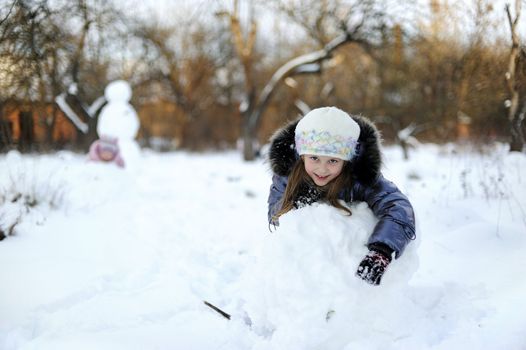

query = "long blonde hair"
[274,157,353,221]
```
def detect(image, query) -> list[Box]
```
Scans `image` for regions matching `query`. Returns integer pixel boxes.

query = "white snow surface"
[1,144,525,350]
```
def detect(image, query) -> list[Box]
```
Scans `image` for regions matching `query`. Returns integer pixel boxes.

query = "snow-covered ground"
[0,144,525,350]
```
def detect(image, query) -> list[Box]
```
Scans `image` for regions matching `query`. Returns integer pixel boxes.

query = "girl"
[267,106,416,285]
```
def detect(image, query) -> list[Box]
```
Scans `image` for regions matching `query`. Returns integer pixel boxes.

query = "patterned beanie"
[294,107,360,161]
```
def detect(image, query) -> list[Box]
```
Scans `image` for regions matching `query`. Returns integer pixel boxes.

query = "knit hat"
[295,107,360,161]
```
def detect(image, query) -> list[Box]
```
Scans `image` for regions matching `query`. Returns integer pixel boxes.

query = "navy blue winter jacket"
[267,116,416,258]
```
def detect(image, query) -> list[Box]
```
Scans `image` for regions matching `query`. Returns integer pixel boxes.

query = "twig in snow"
[203,301,231,320]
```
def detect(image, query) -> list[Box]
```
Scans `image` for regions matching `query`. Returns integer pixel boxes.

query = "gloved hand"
[356,244,393,285]
[293,183,323,209]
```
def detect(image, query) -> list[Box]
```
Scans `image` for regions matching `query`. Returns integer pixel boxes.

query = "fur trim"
[268,115,382,186]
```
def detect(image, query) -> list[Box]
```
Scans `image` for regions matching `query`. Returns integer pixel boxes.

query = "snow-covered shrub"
[0,200,21,240]
[454,144,524,202]
[0,150,135,240]
[0,151,68,239]
[400,143,524,203]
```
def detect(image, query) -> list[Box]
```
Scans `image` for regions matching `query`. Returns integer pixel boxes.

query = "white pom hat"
[294,107,360,161]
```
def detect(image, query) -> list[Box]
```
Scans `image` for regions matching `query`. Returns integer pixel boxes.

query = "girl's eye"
[329,159,339,164]
[309,156,318,161]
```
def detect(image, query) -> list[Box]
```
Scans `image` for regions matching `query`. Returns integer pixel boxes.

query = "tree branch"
[248,32,355,130]
[0,0,17,27]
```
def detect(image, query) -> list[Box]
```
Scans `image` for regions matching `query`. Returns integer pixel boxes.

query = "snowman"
[95,80,141,168]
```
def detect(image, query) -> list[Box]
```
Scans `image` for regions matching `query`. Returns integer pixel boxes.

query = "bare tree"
[131,5,235,149]
[0,0,61,150]
[0,1,18,150]
[405,0,508,141]
[505,0,525,152]
[1,0,127,150]
[54,0,130,148]
[220,0,392,160]
[216,0,259,159]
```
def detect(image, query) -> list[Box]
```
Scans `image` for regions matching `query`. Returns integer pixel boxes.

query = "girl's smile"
[303,155,345,187]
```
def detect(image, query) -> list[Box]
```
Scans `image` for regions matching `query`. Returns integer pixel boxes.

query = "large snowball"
[97,103,139,141]
[235,202,420,348]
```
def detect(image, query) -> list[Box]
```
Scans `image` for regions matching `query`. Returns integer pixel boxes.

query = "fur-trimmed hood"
[268,114,382,186]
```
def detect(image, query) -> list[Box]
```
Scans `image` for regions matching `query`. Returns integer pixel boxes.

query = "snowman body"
[96,80,141,167]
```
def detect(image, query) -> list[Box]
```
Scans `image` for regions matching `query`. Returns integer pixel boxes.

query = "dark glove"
[356,244,393,285]
[294,183,323,209]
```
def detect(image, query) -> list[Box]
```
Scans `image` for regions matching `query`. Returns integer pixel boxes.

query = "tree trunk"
[18,111,34,152]
[241,88,257,161]
[505,1,524,152]
[509,103,525,152]
[0,106,14,151]
[242,121,256,161]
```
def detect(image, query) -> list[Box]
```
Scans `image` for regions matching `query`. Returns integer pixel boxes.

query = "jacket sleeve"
[353,174,416,258]
[268,174,288,225]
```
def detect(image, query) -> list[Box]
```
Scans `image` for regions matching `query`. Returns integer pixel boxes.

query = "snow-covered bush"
[398,143,525,202]
[0,151,69,239]
[0,150,136,240]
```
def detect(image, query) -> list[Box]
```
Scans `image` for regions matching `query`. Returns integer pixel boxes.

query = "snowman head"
[105,80,132,103]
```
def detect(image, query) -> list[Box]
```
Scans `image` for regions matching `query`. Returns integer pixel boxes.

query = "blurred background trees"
[1,0,524,158]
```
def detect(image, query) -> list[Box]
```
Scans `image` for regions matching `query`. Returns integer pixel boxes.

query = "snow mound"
[233,203,427,349]
[230,203,483,350]
[0,151,135,227]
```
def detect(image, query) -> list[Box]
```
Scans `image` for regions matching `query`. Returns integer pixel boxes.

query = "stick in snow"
[203,301,231,320]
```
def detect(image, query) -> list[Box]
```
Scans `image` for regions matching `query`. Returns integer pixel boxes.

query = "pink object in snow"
[88,137,125,167]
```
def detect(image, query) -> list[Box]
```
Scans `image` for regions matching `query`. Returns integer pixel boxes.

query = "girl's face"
[303,155,345,187]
